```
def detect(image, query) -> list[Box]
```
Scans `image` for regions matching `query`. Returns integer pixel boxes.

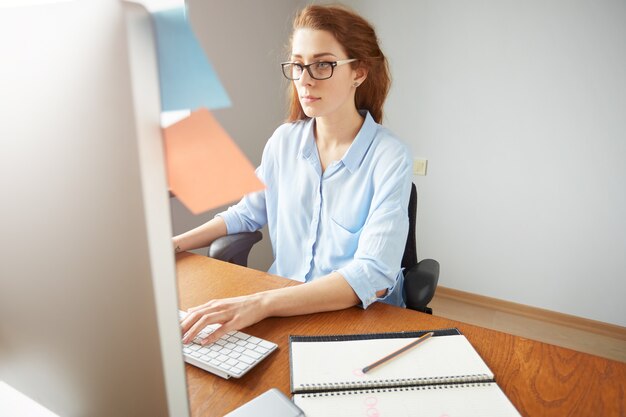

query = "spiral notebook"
[289,329,521,417]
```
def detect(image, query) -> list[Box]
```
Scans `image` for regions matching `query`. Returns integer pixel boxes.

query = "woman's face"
[290,28,363,119]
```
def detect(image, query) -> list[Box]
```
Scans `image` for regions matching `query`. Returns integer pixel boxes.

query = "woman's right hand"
[180,293,269,345]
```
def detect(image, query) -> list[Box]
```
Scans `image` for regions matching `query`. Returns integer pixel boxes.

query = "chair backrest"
[401,183,418,270]
[400,182,439,313]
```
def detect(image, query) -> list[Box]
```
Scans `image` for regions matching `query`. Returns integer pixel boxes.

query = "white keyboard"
[179,311,277,379]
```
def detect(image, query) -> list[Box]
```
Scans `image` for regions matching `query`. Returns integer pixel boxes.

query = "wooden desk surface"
[176,252,626,417]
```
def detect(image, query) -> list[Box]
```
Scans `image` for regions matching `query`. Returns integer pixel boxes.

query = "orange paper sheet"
[163,108,265,214]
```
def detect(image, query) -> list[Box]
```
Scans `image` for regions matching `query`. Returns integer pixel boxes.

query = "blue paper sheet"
[151,6,231,111]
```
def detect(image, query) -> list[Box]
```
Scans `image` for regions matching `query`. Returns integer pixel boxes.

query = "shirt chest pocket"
[322,198,369,265]
[323,184,371,234]
[329,213,366,235]
[323,214,363,264]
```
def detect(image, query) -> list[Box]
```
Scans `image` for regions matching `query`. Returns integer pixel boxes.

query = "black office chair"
[401,183,439,314]
[208,183,439,314]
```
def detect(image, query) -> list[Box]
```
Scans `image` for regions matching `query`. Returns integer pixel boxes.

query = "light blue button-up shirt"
[218,111,412,308]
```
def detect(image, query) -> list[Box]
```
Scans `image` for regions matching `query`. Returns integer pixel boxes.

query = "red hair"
[285,4,391,124]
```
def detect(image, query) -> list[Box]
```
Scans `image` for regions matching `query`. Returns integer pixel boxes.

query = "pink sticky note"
[163,108,265,214]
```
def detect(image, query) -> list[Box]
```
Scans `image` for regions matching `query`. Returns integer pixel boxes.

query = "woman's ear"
[353,66,368,87]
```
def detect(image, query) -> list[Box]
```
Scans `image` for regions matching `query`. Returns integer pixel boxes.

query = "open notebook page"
[290,334,493,391]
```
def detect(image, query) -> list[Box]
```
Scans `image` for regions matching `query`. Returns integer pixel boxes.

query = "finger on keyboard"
[200,325,229,346]
[183,313,216,344]
[178,310,277,379]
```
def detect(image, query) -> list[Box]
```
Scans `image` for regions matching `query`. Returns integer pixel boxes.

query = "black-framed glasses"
[280,59,358,80]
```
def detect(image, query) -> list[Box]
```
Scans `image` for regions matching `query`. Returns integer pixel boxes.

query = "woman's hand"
[180,293,269,345]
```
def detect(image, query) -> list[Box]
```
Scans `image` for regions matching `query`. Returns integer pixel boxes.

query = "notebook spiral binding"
[297,373,493,393]
[290,328,460,344]
[300,380,494,398]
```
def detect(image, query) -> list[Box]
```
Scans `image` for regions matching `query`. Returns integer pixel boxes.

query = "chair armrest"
[208,231,262,267]
[403,259,440,313]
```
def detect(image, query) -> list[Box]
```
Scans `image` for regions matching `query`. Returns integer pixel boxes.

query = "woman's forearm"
[172,216,228,253]
[260,272,360,317]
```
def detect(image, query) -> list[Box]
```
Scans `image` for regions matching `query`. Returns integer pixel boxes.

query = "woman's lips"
[301,96,320,104]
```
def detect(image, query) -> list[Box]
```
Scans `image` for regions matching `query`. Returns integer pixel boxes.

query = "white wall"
[170,0,305,270]
[346,0,626,326]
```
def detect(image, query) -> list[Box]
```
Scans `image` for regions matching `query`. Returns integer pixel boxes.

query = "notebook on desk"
[289,329,521,417]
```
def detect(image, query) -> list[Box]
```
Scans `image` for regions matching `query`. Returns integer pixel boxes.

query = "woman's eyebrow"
[291,52,338,59]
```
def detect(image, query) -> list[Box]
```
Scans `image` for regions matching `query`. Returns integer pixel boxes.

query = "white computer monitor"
[0,1,188,415]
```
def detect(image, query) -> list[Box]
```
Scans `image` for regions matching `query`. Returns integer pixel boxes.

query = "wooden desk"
[176,252,626,417]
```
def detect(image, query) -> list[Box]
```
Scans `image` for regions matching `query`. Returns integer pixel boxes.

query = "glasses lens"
[309,62,333,80]
[282,63,302,80]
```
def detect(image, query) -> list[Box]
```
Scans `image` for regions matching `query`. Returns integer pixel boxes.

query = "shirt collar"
[342,110,377,173]
[299,119,317,162]
[298,110,378,174]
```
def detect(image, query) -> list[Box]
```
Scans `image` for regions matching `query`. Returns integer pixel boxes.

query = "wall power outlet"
[413,158,428,176]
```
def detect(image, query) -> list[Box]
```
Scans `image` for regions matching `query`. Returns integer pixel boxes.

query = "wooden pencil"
[361,331,435,373]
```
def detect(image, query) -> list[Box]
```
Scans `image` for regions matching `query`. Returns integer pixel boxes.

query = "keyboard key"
[255,346,269,355]
[247,336,262,344]
[259,340,275,349]
[239,355,255,365]
[245,350,262,360]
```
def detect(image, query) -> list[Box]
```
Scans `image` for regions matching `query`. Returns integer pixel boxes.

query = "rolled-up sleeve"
[216,136,276,235]
[336,151,412,309]
[218,182,267,234]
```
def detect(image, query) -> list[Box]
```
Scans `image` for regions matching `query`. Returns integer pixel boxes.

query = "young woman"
[174,5,412,345]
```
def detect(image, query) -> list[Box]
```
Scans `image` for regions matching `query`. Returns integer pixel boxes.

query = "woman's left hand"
[180,293,268,346]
